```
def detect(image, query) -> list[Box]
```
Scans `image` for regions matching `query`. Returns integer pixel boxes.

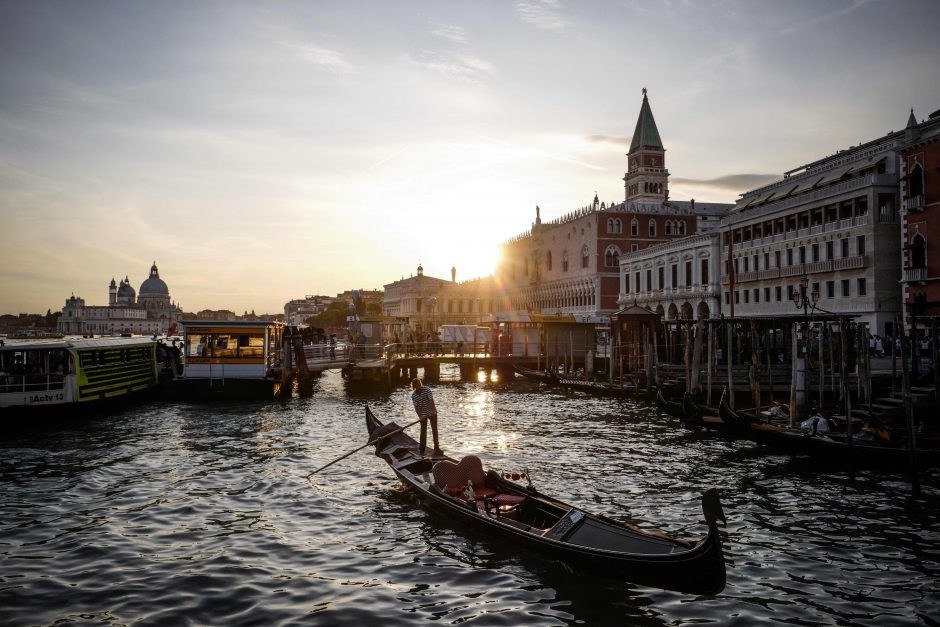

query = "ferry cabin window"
[237,334,265,358]
[187,334,207,357]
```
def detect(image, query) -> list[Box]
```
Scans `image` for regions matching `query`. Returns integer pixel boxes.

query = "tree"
[306,301,351,328]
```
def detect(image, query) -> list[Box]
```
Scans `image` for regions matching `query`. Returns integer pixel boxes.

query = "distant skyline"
[2,0,939,314]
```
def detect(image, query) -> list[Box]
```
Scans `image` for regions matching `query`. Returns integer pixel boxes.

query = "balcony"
[833,255,867,271]
[903,267,928,282]
[903,195,924,212]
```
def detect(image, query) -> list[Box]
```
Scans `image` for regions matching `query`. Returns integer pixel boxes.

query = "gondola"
[556,376,645,398]
[657,389,729,431]
[365,406,727,595]
[513,365,560,386]
[718,394,940,466]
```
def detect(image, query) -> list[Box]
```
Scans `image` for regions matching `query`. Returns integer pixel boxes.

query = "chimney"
[451,266,456,282]
[690,198,695,211]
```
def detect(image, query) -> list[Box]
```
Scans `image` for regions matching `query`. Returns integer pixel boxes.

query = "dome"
[118,276,136,299]
[139,262,169,296]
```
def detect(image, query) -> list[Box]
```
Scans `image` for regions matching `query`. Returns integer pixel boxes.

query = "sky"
[1,0,939,315]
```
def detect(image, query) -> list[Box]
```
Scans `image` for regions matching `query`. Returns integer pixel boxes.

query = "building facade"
[500,90,731,319]
[619,108,940,335]
[383,264,496,334]
[57,262,182,335]
[899,108,940,323]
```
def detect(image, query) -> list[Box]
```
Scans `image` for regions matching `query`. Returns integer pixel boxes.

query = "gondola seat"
[432,455,496,498]
[432,456,525,516]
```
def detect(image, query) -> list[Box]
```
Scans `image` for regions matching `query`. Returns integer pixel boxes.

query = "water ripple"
[1,368,938,625]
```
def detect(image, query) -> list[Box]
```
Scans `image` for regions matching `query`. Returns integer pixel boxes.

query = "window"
[607,218,622,234]
[841,238,849,258]
[631,219,639,236]
[678,221,686,235]
[764,287,770,302]
[547,251,553,271]
[701,259,709,285]
[787,249,793,266]
[842,279,850,297]
[912,234,926,268]
[646,270,652,290]
[812,244,819,262]
[753,255,759,271]
[581,245,590,269]
[524,258,529,276]
[753,288,759,303]
[562,250,569,272]
[685,261,692,287]
[631,243,639,252]
[775,286,782,301]
[649,219,656,236]
[812,282,820,298]
[735,291,740,304]
[744,290,750,303]
[658,267,664,289]
[857,235,866,256]
[671,264,678,286]
[743,257,749,272]
[826,281,835,298]
[764,252,770,269]
[634,271,640,292]
[775,251,781,268]
[724,291,730,304]
[857,278,867,296]
[665,221,672,235]
[799,246,806,264]
[624,274,630,293]
[787,285,794,300]
[826,241,834,261]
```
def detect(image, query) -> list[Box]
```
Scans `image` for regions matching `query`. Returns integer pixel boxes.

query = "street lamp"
[791,273,820,316]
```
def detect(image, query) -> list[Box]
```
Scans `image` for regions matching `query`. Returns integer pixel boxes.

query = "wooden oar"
[306,419,422,478]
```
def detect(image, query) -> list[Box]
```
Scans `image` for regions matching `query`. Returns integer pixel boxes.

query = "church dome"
[118,277,136,299]
[139,262,169,296]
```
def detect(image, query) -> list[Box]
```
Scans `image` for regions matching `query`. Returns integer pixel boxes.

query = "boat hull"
[365,407,726,595]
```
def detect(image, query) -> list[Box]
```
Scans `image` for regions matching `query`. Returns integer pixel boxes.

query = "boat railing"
[0,374,66,393]
[385,341,494,359]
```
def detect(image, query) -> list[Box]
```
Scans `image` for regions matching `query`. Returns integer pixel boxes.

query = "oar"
[306,419,422,478]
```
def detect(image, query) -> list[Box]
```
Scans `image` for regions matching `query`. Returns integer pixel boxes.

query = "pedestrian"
[410,378,441,456]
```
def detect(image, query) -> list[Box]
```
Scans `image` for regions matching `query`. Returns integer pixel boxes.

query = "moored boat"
[364,406,727,595]
[0,337,159,415]
[556,376,644,398]
[172,320,284,399]
[513,364,559,386]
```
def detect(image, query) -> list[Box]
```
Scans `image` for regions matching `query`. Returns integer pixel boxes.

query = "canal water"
[1,367,938,626]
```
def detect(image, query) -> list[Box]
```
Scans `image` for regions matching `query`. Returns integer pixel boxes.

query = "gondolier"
[411,378,441,455]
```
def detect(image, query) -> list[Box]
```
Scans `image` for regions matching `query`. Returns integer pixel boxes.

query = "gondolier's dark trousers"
[420,413,439,452]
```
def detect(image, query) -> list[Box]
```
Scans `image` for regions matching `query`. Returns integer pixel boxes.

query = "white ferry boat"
[0,337,159,413]
[174,320,284,398]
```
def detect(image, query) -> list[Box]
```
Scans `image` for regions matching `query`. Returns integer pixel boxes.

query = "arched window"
[678,221,686,235]
[912,233,926,269]
[524,257,529,276]
[546,251,553,271]
[607,218,615,233]
[614,219,622,234]
[649,218,656,237]
[665,221,672,235]
[581,245,590,269]
[562,250,569,272]
[630,218,639,236]
[910,164,924,199]
[604,245,621,268]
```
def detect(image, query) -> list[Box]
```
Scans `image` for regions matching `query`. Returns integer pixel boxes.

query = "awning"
[731,196,757,212]
[816,165,853,186]
[792,175,824,194]
[767,183,799,202]
[846,156,884,174]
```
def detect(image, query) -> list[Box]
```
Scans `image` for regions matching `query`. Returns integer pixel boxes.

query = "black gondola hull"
[365,406,726,595]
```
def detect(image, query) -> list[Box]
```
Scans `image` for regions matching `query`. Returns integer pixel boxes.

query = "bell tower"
[623,88,669,204]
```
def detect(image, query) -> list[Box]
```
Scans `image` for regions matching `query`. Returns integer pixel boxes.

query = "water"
[2,367,938,626]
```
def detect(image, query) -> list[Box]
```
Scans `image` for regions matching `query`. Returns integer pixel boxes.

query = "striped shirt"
[411,387,436,418]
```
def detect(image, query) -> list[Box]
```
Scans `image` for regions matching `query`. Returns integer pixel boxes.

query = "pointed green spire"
[629,88,663,152]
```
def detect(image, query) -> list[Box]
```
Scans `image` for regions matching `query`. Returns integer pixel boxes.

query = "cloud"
[585,134,629,146]
[780,0,878,35]
[430,21,468,44]
[516,0,566,31]
[670,174,780,193]
[286,43,358,74]
[405,51,496,83]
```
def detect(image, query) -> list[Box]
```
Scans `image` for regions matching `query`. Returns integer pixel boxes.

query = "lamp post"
[790,272,819,419]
